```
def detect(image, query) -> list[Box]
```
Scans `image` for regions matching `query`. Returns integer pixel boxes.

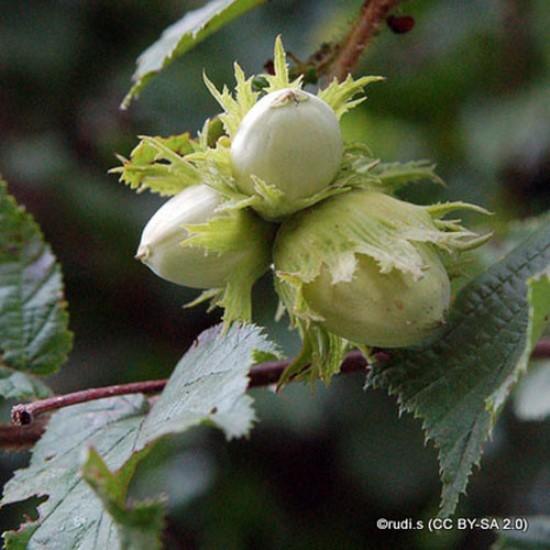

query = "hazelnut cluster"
[114,37,490,380]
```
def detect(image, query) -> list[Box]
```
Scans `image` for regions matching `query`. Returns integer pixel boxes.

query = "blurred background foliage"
[0,0,549,548]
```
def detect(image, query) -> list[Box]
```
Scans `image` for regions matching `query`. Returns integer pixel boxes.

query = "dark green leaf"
[122,0,268,108]
[0,179,72,398]
[2,324,276,548]
[368,220,550,517]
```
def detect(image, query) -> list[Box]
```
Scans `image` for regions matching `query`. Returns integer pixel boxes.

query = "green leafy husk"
[181,204,277,325]
[273,189,491,383]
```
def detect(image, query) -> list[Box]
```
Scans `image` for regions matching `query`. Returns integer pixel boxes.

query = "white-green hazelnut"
[302,246,451,347]
[230,88,343,217]
[136,184,269,289]
[273,190,460,348]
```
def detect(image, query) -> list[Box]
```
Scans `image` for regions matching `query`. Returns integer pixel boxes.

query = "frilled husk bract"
[274,190,491,356]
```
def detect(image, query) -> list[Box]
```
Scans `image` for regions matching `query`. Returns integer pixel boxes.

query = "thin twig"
[8,338,550,433]
[11,380,167,426]
[10,352,371,428]
[327,0,403,82]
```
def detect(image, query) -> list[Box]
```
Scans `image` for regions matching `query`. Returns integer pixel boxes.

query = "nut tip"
[135,245,149,261]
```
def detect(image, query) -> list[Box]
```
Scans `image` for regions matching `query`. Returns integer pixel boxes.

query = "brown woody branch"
[4,338,550,449]
[10,351,370,429]
[11,379,168,427]
[327,0,403,82]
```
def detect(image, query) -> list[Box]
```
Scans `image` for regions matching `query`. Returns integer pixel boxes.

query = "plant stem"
[10,351,370,428]
[11,380,167,426]
[327,0,403,82]
[8,338,550,433]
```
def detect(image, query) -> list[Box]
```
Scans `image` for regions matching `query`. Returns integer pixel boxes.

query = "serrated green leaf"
[136,323,278,442]
[0,179,72,399]
[492,516,550,549]
[122,0,268,108]
[1,324,276,548]
[2,395,150,549]
[368,219,550,517]
[82,448,165,550]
